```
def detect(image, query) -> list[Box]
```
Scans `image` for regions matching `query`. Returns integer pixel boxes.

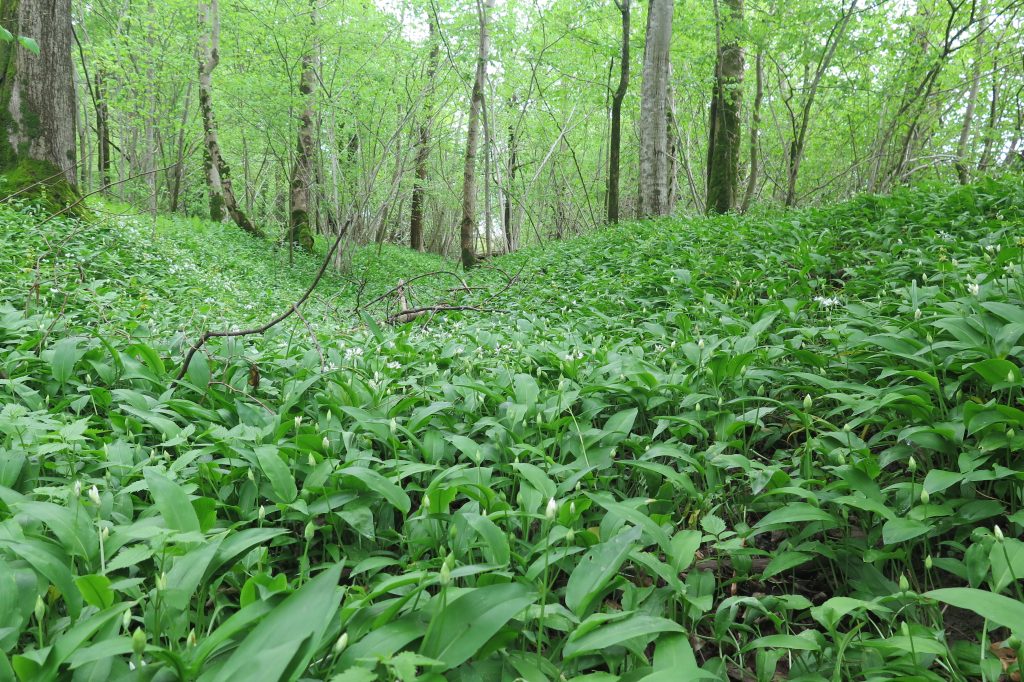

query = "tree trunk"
[197,0,262,236]
[607,0,630,223]
[95,71,111,190]
[784,0,857,207]
[504,100,518,252]
[638,0,674,218]
[289,0,318,252]
[705,0,744,214]
[954,3,985,185]
[410,17,439,252]
[0,0,79,207]
[740,49,762,213]
[459,0,494,269]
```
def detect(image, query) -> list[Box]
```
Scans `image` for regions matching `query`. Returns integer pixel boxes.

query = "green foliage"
[1,177,1024,679]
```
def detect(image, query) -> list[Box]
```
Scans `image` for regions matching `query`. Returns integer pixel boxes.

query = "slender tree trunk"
[784,0,857,206]
[607,0,630,223]
[705,0,744,214]
[0,0,79,204]
[504,101,518,252]
[955,3,985,184]
[740,49,763,213]
[290,0,318,251]
[144,0,157,218]
[410,17,439,251]
[638,0,674,218]
[460,0,494,269]
[94,71,111,190]
[197,0,262,236]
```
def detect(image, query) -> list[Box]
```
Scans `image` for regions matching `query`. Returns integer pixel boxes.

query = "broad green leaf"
[565,525,642,617]
[563,613,684,659]
[925,587,1024,630]
[201,563,343,682]
[420,582,537,669]
[144,467,201,534]
[254,445,298,503]
[74,575,114,609]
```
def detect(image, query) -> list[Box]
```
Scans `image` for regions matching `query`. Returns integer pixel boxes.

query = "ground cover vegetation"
[1,176,1023,680]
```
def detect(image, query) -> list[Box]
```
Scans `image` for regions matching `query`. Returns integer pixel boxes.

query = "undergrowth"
[1,177,1023,681]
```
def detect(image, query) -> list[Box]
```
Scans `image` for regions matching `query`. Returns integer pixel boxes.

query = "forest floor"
[1,177,1023,681]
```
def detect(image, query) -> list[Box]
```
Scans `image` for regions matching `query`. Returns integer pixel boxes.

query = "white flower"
[967,281,980,296]
[813,295,842,308]
[88,485,101,506]
[545,497,558,520]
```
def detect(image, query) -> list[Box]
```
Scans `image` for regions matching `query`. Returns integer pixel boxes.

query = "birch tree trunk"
[198,0,262,236]
[705,0,744,214]
[638,0,674,218]
[459,0,494,269]
[0,0,79,206]
[607,0,629,223]
[290,0,318,251]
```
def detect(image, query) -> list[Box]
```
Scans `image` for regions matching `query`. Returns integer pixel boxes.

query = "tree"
[606,0,630,224]
[0,0,78,207]
[410,14,439,252]
[638,0,674,218]
[197,0,262,237]
[705,0,744,214]
[290,0,318,252]
[460,0,495,269]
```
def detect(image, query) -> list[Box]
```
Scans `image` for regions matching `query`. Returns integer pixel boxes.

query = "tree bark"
[607,0,630,223]
[504,98,518,252]
[705,0,744,214]
[740,49,762,213]
[638,0,674,218]
[410,16,439,252]
[290,0,318,252]
[0,0,79,206]
[197,0,262,236]
[459,0,494,269]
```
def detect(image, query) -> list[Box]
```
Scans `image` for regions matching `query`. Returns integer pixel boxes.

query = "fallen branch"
[175,218,352,380]
[387,304,504,324]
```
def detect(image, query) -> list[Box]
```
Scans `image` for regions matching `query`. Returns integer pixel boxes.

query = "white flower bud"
[258,505,266,521]
[322,435,330,451]
[920,489,930,505]
[34,595,45,622]
[899,574,909,592]
[294,415,303,429]
[994,525,1004,542]
[908,456,917,473]
[73,480,82,497]
[803,394,813,410]
[333,632,348,655]
[546,497,558,520]
[88,485,101,506]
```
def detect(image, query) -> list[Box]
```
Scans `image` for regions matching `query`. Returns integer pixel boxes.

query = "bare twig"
[175,218,352,380]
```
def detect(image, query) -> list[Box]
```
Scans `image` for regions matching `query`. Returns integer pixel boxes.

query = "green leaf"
[882,517,932,544]
[200,563,343,682]
[51,338,79,384]
[420,582,537,670]
[745,633,820,651]
[925,587,1024,630]
[563,612,684,660]
[565,525,642,617]
[17,36,39,54]
[342,466,410,514]
[753,502,835,529]
[144,467,201,534]
[254,445,298,504]
[74,575,114,609]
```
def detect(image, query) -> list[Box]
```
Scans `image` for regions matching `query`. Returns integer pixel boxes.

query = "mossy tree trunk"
[197,0,262,237]
[0,0,79,209]
[705,0,744,214]
[289,0,317,252]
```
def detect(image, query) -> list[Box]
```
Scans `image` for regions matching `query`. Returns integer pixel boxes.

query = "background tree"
[606,0,630,224]
[705,0,744,214]
[638,0,674,217]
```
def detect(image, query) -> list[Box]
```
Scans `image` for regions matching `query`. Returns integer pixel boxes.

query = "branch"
[175,217,352,380]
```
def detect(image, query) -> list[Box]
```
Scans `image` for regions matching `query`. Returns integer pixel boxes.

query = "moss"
[0,158,86,217]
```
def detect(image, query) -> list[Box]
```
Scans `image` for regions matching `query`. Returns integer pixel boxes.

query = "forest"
[1,0,1024,679]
